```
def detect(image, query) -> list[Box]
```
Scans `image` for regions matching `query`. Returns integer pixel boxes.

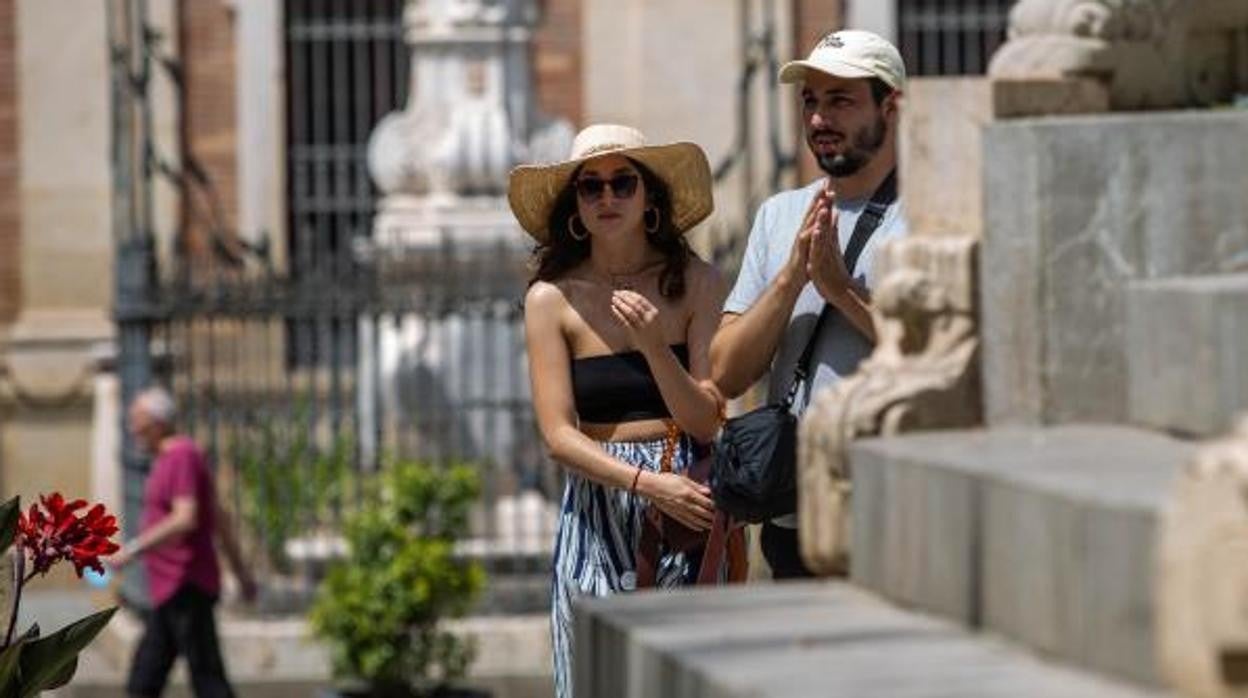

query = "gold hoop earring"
[644,207,660,234]
[568,214,589,241]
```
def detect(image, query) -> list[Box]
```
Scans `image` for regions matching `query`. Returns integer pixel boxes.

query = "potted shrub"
[309,461,488,698]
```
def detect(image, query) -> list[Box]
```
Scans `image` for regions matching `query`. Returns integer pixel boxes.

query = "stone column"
[362,0,571,468]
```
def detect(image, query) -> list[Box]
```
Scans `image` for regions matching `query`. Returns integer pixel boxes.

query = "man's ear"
[884,90,903,121]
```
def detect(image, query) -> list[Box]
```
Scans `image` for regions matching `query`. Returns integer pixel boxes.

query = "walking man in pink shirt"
[107,387,256,698]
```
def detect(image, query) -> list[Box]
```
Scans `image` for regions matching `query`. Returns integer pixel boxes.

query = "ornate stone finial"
[367,0,572,199]
[405,0,535,32]
[1157,414,1248,697]
[988,0,1248,109]
[798,236,981,575]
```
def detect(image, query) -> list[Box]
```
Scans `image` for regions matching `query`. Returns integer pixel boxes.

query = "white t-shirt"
[722,177,908,526]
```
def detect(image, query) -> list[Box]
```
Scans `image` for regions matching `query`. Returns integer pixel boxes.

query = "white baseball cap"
[779,30,906,91]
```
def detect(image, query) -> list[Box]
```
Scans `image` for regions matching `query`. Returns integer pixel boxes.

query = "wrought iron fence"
[155,233,553,614]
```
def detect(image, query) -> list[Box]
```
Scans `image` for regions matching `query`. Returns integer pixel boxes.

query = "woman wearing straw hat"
[510,124,726,696]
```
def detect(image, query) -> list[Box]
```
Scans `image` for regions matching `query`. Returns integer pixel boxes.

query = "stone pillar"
[363,0,572,468]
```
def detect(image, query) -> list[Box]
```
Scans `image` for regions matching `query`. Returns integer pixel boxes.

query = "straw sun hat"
[507,124,714,243]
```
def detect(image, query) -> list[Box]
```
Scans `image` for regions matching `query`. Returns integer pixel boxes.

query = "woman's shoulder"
[684,255,726,294]
[524,279,571,311]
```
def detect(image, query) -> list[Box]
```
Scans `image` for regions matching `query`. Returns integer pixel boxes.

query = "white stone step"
[849,425,1196,686]
[575,581,1167,698]
[1127,274,1248,437]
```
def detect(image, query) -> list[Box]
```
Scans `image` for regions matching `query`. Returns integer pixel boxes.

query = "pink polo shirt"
[140,436,221,606]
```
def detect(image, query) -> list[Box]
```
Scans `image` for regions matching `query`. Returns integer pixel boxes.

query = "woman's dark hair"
[529,158,691,299]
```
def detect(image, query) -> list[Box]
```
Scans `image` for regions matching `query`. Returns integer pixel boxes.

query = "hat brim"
[779,58,883,85]
[508,141,713,244]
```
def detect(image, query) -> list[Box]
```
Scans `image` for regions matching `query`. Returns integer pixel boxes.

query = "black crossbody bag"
[711,171,898,523]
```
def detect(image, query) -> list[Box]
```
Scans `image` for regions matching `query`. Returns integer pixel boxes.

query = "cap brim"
[779,58,879,85]
[508,142,714,243]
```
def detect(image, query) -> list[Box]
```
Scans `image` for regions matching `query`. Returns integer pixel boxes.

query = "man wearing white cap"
[711,30,908,578]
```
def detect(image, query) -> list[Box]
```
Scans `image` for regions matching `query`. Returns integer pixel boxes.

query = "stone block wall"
[1126,274,1248,437]
[981,111,1248,427]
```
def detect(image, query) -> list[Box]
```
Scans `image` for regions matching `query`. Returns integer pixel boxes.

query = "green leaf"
[40,655,77,691]
[15,625,37,643]
[0,638,25,698]
[0,497,19,553]
[16,607,115,697]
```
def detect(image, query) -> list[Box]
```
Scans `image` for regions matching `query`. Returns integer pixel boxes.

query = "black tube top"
[571,344,689,423]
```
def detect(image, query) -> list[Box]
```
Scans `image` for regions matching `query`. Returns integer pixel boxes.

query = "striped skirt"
[550,435,697,698]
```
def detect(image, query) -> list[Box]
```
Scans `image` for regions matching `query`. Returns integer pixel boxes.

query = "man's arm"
[711,190,827,399]
[825,284,875,342]
[710,272,805,399]
[108,497,196,568]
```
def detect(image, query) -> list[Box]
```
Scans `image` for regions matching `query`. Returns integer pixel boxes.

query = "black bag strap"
[785,169,898,406]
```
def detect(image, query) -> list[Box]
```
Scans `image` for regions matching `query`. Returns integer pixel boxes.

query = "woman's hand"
[611,290,667,357]
[637,470,716,531]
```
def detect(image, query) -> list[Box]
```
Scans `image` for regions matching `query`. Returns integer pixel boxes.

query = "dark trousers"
[761,521,815,580]
[127,585,234,698]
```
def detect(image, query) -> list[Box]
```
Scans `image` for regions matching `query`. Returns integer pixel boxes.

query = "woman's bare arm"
[630,261,726,442]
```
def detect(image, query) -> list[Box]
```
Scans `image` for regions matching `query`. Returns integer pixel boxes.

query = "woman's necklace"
[592,258,662,291]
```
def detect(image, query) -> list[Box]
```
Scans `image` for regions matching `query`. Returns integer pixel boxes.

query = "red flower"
[16,493,120,578]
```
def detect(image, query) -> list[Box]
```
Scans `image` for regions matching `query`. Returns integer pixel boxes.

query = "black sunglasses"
[575,173,639,202]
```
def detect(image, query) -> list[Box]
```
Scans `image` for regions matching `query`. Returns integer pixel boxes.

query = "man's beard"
[813,115,887,178]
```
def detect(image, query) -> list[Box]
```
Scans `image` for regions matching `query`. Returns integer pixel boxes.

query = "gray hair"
[133,386,177,426]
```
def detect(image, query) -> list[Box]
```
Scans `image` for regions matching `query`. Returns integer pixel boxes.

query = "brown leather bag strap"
[695,511,731,585]
[638,423,678,589]
[635,507,662,588]
[726,526,748,583]
[659,421,679,473]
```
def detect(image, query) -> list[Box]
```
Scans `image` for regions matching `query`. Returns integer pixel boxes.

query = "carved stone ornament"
[367,0,572,199]
[798,236,981,576]
[988,0,1248,109]
[1157,414,1248,698]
